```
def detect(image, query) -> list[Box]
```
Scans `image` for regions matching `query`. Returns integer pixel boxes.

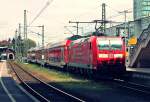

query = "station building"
[106,0,150,39]
[134,0,150,20]
[0,47,15,60]
[105,16,150,39]
[105,0,150,67]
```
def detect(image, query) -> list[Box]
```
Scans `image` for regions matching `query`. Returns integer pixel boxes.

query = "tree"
[22,39,36,57]
[24,39,36,49]
[10,36,36,57]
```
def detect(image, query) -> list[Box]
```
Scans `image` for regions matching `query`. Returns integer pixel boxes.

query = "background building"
[134,0,150,20]
[106,0,150,38]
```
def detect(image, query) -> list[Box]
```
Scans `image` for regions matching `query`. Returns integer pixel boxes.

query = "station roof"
[0,47,15,52]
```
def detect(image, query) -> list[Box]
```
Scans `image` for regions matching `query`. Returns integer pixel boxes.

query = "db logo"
[109,54,113,58]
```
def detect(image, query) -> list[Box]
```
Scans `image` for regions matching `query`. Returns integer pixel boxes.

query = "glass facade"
[106,0,150,39]
[134,0,150,20]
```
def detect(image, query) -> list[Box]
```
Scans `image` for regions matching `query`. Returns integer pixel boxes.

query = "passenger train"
[27,34,126,76]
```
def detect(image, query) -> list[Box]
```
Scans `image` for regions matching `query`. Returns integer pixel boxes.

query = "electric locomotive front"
[96,36,126,73]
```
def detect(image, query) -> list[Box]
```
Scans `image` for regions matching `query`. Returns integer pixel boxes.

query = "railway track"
[33,63,150,96]
[8,62,85,102]
[112,78,150,95]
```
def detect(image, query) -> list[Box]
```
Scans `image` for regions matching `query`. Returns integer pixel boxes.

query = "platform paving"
[126,67,150,81]
[0,61,38,102]
[127,67,150,74]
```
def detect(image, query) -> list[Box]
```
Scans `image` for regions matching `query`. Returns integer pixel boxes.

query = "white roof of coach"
[46,40,66,49]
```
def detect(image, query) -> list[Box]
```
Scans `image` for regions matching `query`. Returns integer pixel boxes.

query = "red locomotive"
[27,34,126,75]
[68,35,126,74]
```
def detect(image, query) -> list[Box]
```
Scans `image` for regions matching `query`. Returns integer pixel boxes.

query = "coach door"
[61,47,65,65]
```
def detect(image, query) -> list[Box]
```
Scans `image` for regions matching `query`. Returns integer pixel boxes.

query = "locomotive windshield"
[97,38,122,50]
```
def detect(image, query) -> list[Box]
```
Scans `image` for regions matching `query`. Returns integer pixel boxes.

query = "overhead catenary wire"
[106,4,133,19]
[106,4,121,13]
[106,5,132,15]
[74,4,132,21]
[28,30,57,42]
[74,5,101,19]
[24,0,54,54]
[29,0,54,26]
[107,13,124,20]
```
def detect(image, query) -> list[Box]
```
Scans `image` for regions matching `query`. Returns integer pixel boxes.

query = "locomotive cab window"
[97,38,122,50]
[110,40,122,50]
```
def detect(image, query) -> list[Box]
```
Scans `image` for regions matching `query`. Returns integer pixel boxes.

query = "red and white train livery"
[27,35,126,75]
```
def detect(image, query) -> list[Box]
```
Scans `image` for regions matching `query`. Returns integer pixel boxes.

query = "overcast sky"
[0,0,133,45]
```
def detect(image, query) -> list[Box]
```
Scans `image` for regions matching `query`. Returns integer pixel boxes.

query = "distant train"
[27,34,126,76]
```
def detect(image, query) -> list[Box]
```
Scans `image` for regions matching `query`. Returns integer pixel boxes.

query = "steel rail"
[8,62,49,102]
[113,78,150,94]
[9,62,85,102]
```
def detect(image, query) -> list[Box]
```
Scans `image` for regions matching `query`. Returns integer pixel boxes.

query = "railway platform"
[126,67,150,80]
[127,67,150,74]
[0,61,38,102]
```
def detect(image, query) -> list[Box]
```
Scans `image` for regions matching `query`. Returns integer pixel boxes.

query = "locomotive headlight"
[114,54,123,58]
[99,54,108,58]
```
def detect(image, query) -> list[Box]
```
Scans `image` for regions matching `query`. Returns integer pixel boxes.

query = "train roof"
[96,36,123,38]
[28,47,43,52]
[28,35,82,51]
[0,47,15,52]
[46,35,83,49]
[46,40,66,49]
[66,35,83,40]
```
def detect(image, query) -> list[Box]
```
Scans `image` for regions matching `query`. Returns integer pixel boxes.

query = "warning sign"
[128,36,137,45]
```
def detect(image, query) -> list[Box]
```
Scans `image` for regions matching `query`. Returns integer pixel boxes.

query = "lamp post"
[119,10,131,66]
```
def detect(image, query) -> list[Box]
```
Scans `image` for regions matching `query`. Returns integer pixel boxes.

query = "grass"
[16,61,111,92]
[18,62,81,82]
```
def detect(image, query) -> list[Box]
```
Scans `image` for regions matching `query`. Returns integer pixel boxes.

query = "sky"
[0,0,133,45]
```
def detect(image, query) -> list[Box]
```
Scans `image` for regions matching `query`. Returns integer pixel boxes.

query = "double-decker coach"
[27,34,126,76]
[45,35,82,68]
